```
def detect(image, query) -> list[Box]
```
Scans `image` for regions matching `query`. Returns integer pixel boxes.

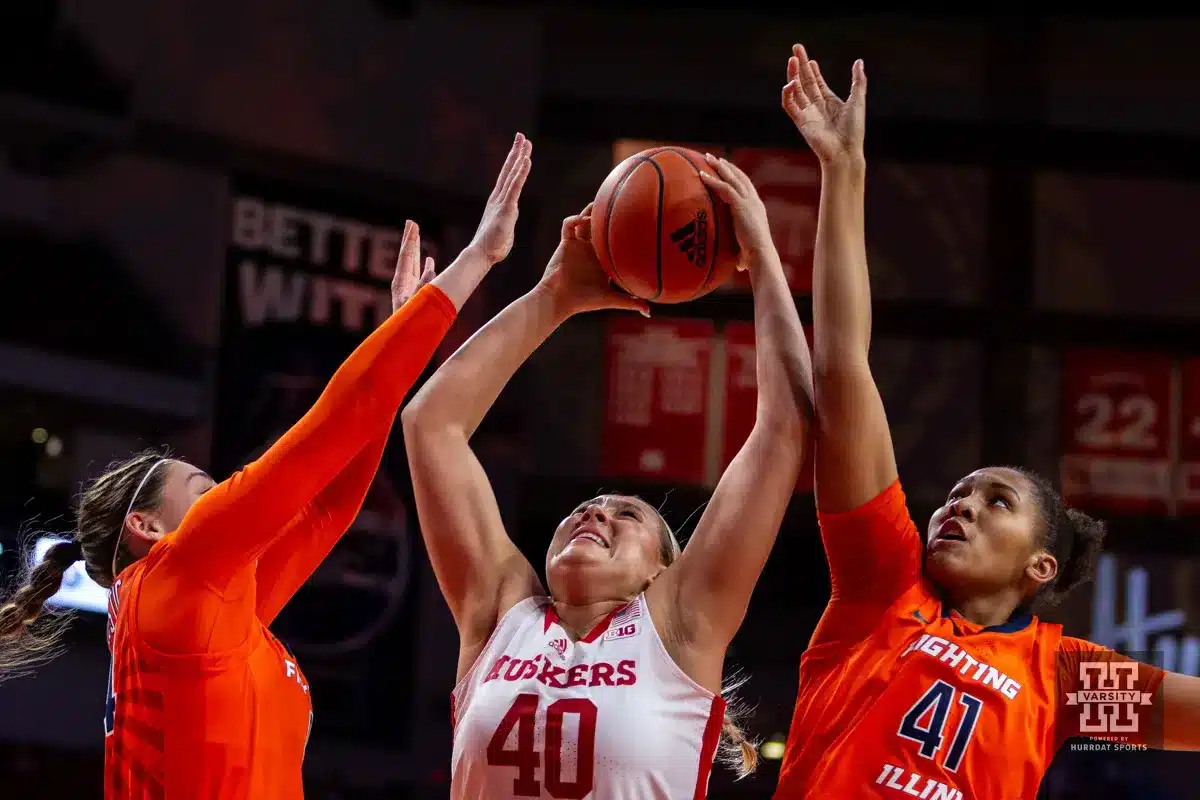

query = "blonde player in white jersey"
[402,147,813,798]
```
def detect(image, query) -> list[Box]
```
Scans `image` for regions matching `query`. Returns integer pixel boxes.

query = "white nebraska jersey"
[450,593,726,799]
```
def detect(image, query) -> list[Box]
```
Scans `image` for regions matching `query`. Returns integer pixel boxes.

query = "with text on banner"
[601,316,815,492]
[1059,349,1173,515]
[601,316,714,485]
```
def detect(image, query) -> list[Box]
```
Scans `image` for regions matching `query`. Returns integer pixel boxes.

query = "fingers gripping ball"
[591,147,740,304]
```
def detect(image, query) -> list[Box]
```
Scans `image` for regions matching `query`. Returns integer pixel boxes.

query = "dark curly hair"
[1011,467,1107,608]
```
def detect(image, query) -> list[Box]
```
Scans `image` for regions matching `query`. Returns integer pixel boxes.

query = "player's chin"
[924,547,969,586]
[548,548,609,574]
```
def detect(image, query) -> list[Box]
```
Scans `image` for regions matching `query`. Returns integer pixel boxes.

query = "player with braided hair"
[0,134,533,799]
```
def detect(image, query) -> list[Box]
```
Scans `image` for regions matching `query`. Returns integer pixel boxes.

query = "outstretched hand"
[539,204,650,318]
[698,154,775,270]
[781,44,866,165]
[392,219,436,312]
[471,133,533,265]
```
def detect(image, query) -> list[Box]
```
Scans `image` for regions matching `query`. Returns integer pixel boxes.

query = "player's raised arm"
[650,157,811,651]
[403,200,648,666]
[252,224,440,624]
[163,283,453,594]
[785,47,892,513]
[785,45,923,599]
[163,137,535,596]
[252,435,386,625]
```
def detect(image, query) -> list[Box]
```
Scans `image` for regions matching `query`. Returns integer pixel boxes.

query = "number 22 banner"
[1060,349,1174,514]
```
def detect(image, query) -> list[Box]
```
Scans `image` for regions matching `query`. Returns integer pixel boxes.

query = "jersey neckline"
[543,600,627,643]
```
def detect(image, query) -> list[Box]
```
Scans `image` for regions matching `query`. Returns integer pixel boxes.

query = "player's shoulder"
[480,594,551,649]
[817,480,919,535]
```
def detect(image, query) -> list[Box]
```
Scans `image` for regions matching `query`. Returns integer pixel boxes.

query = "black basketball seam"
[660,147,721,290]
[604,156,655,297]
[646,158,666,301]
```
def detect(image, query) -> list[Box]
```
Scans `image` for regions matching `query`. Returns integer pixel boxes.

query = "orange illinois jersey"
[101,284,456,799]
[105,552,313,799]
[775,481,1165,800]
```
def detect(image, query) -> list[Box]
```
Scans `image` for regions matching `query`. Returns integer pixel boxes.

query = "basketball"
[591,147,740,304]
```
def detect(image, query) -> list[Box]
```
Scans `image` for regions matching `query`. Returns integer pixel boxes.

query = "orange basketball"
[591,147,740,304]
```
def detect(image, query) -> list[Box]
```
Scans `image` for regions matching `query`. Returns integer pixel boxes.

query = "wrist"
[747,251,788,291]
[459,240,495,268]
[820,152,866,184]
[530,277,578,325]
[742,242,784,274]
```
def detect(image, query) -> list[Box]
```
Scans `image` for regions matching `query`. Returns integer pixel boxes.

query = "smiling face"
[545,495,678,605]
[925,467,1058,604]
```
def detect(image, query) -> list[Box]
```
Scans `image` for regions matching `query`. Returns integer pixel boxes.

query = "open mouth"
[934,520,967,545]
[570,527,610,549]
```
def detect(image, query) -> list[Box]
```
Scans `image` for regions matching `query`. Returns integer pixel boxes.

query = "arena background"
[2,5,1200,797]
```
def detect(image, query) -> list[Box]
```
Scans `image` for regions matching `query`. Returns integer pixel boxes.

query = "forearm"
[812,157,870,368]
[405,284,568,438]
[254,431,389,625]
[748,251,813,434]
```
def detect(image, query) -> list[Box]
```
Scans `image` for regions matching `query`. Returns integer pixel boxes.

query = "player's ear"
[125,511,166,544]
[1025,550,1057,588]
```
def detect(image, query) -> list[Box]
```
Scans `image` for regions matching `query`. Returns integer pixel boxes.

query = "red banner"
[1060,350,1174,514]
[726,148,821,294]
[1178,359,1200,514]
[601,317,715,484]
[719,321,814,494]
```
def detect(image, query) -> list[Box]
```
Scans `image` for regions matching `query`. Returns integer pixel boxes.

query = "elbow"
[400,388,442,436]
[756,408,806,444]
[399,395,426,432]
[812,351,872,387]
[401,395,466,445]
[748,414,806,465]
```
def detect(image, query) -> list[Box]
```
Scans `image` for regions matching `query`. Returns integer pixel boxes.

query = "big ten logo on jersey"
[482,653,637,691]
[603,600,641,642]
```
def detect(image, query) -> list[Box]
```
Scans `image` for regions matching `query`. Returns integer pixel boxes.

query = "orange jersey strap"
[253,430,390,625]
[809,480,923,650]
[162,284,455,597]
